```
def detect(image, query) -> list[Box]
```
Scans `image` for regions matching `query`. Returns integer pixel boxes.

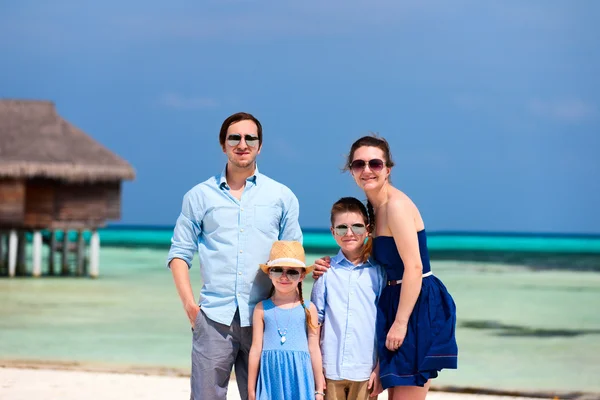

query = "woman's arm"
[307,303,325,398]
[248,302,265,400]
[386,198,423,350]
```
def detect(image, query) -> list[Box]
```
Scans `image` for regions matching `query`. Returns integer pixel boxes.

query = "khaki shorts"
[325,379,371,400]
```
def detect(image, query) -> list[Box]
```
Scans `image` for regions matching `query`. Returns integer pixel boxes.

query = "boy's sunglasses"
[227,134,259,148]
[334,223,367,236]
[269,267,301,281]
[350,159,385,173]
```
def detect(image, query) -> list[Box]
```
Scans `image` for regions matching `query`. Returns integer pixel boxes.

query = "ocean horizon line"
[106,223,600,239]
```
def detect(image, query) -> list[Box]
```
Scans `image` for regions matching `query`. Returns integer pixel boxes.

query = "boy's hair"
[268,282,317,330]
[330,197,373,263]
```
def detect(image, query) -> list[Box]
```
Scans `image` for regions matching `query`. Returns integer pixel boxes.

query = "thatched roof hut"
[0,99,136,277]
[0,99,135,183]
[0,99,135,231]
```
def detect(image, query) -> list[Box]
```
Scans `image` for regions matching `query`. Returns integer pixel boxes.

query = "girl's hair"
[268,279,317,330]
[298,281,317,330]
[330,197,372,263]
[344,134,395,238]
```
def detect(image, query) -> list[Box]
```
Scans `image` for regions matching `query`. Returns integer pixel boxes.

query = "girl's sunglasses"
[227,134,259,148]
[334,223,367,236]
[269,267,302,281]
[350,159,385,173]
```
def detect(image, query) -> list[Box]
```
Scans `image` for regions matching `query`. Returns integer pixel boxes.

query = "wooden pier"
[0,229,100,277]
[0,99,135,277]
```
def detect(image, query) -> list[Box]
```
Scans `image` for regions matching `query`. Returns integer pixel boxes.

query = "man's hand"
[186,303,201,328]
[312,256,331,279]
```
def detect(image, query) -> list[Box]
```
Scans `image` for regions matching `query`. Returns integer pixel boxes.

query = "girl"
[346,135,458,400]
[311,197,385,400]
[248,240,325,400]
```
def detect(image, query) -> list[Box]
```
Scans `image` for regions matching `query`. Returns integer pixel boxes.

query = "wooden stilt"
[8,230,17,278]
[76,230,85,276]
[32,231,42,277]
[0,232,5,276]
[61,230,69,276]
[16,231,26,276]
[49,230,56,276]
[89,230,99,278]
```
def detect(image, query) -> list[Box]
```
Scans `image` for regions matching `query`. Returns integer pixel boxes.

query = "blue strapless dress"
[373,230,458,388]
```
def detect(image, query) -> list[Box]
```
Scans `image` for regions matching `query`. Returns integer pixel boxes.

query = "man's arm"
[171,259,200,327]
[167,190,203,327]
[278,189,302,242]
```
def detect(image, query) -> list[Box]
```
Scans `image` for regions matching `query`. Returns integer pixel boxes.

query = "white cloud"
[528,98,596,122]
[160,93,218,110]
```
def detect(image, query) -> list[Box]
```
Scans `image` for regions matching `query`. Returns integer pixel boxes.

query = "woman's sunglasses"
[227,134,259,148]
[350,159,385,173]
[334,223,367,236]
[269,267,302,281]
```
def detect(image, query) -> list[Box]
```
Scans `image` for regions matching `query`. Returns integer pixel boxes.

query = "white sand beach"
[0,367,541,400]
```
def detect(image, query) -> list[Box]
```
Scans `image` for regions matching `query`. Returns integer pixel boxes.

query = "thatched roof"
[0,99,135,183]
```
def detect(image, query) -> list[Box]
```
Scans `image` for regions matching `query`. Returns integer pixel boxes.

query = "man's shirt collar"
[219,164,260,189]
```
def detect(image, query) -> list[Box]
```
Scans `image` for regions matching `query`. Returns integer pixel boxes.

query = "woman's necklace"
[273,295,297,344]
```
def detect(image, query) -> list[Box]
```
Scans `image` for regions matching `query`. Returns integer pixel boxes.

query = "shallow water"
[1,246,599,393]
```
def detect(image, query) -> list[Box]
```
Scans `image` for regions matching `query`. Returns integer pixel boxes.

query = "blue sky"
[1,0,599,233]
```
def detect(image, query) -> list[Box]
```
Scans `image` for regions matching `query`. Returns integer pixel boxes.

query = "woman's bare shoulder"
[387,187,415,210]
[387,187,424,228]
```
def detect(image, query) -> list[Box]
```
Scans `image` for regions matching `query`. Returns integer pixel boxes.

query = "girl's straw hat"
[259,241,314,274]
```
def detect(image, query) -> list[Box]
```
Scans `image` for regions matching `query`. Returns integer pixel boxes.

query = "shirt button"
[240,207,244,211]
[240,228,244,232]
[238,272,242,275]
[240,250,243,253]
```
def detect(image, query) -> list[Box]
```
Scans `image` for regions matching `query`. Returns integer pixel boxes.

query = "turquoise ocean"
[1,227,600,394]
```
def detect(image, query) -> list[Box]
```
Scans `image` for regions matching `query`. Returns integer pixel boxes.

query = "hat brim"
[260,262,314,275]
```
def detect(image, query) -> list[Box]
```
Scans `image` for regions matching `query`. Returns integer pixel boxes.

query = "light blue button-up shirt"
[167,166,302,327]
[311,250,386,381]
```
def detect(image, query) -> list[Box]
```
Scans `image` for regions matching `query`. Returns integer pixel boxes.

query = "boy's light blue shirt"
[167,165,302,327]
[311,250,386,382]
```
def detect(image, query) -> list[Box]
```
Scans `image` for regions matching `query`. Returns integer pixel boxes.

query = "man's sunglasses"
[227,134,259,148]
[349,159,385,173]
[269,267,302,281]
[334,223,367,236]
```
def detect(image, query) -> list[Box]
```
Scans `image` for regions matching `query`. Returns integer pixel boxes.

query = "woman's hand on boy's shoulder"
[312,256,331,279]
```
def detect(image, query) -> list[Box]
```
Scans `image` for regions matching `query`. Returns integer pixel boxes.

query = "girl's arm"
[307,303,325,399]
[248,302,265,400]
[386,198,423,351]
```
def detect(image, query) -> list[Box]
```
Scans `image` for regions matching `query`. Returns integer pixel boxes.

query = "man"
[167,112,302,400]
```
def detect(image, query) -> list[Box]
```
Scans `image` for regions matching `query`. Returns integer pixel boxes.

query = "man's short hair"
[219,112,263,148]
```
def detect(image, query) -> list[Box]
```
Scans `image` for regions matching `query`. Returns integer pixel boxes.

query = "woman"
[345,135,458,399]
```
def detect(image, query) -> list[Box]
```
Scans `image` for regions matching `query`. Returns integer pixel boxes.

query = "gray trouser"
[191,308,252,400]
